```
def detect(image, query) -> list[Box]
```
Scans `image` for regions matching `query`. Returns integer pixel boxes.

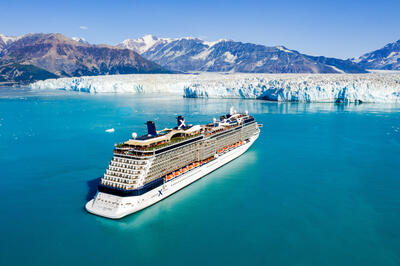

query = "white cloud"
[79,26,88,30]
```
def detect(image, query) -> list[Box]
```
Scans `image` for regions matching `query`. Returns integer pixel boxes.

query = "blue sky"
[1,0,399,58]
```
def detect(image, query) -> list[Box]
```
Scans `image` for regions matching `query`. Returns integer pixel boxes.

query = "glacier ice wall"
[183,73,400,103]
[30,73,400,103]
[29,74,191,94]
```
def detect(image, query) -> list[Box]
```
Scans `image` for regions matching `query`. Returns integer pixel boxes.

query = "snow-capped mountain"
[118,35,168,54]
[352,39,400,70]
[30,72,400,103]
[0,33,168,85]
[0,34,21,51]
[71,37,89,44]
[119,35,366,74]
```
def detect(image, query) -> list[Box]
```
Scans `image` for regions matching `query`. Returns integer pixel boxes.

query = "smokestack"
[177,116,185,129]
[146,121,157,136]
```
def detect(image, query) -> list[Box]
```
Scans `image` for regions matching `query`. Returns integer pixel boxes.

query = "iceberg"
[30,73,400,103]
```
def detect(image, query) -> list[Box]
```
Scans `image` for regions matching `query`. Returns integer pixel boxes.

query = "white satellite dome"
[131,132,137,139]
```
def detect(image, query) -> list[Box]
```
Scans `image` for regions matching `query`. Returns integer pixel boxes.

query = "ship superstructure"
[86,107,260,219]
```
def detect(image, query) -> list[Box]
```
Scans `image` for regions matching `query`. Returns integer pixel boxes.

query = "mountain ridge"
[352,39,400,70]
[119,35,366,74]
[2,32,400,86]
[0,33,169,85]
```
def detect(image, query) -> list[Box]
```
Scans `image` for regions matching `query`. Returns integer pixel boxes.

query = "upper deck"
[114,109,254,156]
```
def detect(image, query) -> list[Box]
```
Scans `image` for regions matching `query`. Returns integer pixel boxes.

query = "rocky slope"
[0,34,21,52]
[352,40,400,70]
[0,33,168,85]
[119,35,366,74]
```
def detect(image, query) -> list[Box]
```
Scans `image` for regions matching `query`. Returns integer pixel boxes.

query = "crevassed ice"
[30,73,400,103]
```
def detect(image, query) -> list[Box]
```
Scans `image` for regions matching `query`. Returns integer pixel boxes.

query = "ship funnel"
[146,121,157,136]
[177,115,185,129]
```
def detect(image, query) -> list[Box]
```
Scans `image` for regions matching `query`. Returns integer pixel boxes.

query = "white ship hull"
[85,134,259,219]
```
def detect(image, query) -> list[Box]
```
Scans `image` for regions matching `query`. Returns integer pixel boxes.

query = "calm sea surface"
[0,89,400,266]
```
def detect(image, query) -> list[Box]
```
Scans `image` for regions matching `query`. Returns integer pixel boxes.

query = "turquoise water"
[1,89,400,266]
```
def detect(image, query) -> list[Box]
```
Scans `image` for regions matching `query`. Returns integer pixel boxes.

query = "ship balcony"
[114,149,154,157]
[106,169,140,178]
[105,171,142,180]
[100,179,137,190]
[113,157,148,165]
[108,166,144,174]
[109,162,146,170]
[104,171,141,180]
[103,174,140,184]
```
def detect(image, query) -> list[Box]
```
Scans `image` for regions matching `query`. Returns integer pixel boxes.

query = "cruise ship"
[85,107,260,219]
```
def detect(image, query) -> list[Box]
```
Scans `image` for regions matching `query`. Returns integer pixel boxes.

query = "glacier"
[30,74,190,94]
[30,73,400,103]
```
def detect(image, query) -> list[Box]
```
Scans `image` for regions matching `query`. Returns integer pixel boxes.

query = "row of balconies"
[103,174,140,184]
[104,170,140,180]
[109,161,146,170]
[101,179,135,190]
[147,155,196,180]
[108,166,143,175]
[106,169,138,178]
[113,157,148,165]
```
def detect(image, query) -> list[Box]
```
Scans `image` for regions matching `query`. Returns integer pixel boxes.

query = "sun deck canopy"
[124,126,202,147]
